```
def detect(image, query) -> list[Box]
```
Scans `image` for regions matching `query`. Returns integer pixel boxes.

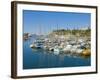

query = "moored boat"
[82,49,91,56]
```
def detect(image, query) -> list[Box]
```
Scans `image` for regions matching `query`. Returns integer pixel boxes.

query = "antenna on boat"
[57,23,59,35]
[39,24,42,35]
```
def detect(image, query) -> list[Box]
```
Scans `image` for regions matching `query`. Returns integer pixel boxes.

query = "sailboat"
[30,24,45,49]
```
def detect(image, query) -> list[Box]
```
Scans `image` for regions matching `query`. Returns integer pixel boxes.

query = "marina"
[29,29,91,56]
[23,34,91,69]
[23,10,91,69]
[23,28,91,69]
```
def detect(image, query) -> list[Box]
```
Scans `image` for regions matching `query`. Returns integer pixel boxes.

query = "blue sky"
[23,10,91,35]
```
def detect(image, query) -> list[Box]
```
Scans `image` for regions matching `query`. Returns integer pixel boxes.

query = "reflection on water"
[23,37,91,69]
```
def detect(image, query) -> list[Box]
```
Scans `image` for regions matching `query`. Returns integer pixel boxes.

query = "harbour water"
[23,37,91,69]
